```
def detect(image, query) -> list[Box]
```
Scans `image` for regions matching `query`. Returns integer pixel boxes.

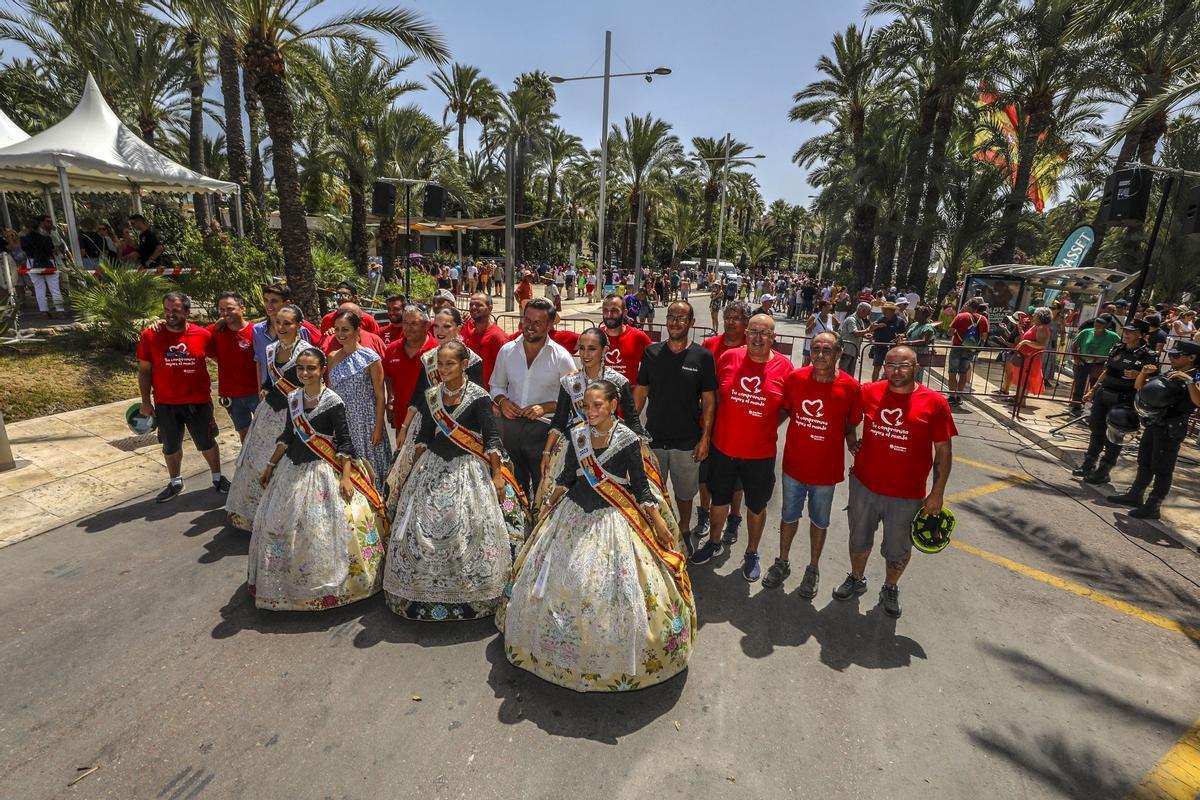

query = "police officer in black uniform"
[1073,318,1156,484]
[1107,340,1200,519]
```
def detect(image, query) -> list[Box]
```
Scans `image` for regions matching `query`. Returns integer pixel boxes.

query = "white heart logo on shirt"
[167,343,187,353]
[801,399,824,418]
[740,376,762,394]
[881,408,903,427]
[604,350,622,365]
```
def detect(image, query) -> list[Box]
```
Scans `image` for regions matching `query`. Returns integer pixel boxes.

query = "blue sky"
[376,0,864,206]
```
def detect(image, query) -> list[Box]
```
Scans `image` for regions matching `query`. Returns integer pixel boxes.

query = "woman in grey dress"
[326,310,392,489]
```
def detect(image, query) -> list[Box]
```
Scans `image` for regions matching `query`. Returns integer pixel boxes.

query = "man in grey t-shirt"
[838,302,873,375]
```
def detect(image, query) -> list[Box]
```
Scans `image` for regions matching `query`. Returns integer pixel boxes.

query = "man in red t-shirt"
[381,306,436,430]
[205,292,259,441]
[463,292,509,389]
[836,344,957,618]
[137,291,226,503]
[377,295,408,347]
[600,294,651,380]
[319,283,380,336]
[691,313,792,584]
[762,332,863,597]
[696,299,751,542]
[947,297,989,405]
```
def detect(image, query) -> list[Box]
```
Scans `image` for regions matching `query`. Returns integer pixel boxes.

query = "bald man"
[836,345,957,619]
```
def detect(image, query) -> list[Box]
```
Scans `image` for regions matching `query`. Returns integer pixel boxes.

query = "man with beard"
[837,345,956,618]
[205,292,259,441]
[600,294,652,381]
[462,291,509,389]
[634,301,717,549]
[319,281,380,335]
[490,298,577,499]
[137,291,228,503]
[377,295,408,347]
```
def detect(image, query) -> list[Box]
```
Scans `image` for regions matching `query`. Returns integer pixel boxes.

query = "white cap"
[760,294,775,302]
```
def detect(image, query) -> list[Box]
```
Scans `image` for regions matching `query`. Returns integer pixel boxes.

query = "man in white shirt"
[904,287,921,308]
[490,297,577,498]
[448,263,461,295]
[564,265,577,300]
[544,277,562,313]
[466,262,478,294]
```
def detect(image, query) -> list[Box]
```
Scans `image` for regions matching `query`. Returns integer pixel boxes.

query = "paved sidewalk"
[0,394,240,548]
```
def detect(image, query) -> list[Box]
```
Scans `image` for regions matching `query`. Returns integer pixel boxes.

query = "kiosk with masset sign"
[959,264,1140,337]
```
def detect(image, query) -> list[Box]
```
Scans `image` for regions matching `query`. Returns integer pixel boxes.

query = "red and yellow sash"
[421,347,442,387]
[561,370,665,496]
[570,426,691,601]
[289,390,389,527]
[427,385,529,511]
[267,353,300,396]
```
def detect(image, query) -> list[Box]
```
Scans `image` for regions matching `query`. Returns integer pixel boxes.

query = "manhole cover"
[109,433,158,451]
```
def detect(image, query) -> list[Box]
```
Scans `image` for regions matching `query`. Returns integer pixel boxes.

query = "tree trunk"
[874,213,897,289]
[187,33,209,231]
[457,112,466,156]
[850,201,877,291]
[379,219,397,283]
[544,166,557,258]
[894,88,939,283]
[907,89,958,290]
[349,179,368,275]
[252,66,317,317]
[698,181,717,272]
[243,67,267,214]
[991,105,1046,265]
[218,36,251,227]
[514,135,528,266]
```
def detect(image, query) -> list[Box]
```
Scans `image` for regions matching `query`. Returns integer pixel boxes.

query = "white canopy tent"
[0,108,29,230]
[0,73,242,267]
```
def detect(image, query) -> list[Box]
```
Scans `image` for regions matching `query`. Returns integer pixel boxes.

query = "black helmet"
[1135,375,1177,423]
[911,507,956,554]
[1105,404,1140,444]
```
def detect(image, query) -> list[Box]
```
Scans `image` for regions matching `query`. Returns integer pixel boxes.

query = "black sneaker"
[722,514,742,546]
[832,573,867,601]
[879,584,902,618]
[741,551,762,583]
[797,565,820,599]
[690,539,723,565]
[1106,491,1142,507]
[212,476,231,494]
[156,482,183,503]
[761,558,791,589]
[690,508,711,540]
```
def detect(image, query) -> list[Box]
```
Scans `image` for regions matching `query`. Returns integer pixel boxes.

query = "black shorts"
[157,402,218,455]
[699,454,743,493]
[706,445,775,513]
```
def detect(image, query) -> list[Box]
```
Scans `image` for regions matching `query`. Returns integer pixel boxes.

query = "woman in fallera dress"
[225,305,315,530]
[248,348,388,611]
[326,310,391,490]
[384,341,529,621]
[500,381,697,692]
[385,307,484,515]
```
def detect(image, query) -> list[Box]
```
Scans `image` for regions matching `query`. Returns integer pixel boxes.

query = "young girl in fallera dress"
[248,348,387,611]
[383,341,528,621]
[500,381,697,692]
[225,305,315,531]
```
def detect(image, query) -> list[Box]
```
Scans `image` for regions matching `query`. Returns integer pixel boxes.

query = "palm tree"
[790,25,887,289]
[199,0,448,316]
[691,135,754,272]
[429,63,499,157]
[743,231,777,268]
[317,43,422,273]
[536,126,585,255]
[216,35,251,224]
[498,76,557,265]
[657,196,703,269]
[609,113,682,271]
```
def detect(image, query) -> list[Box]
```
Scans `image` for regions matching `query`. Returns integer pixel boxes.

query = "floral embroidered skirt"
[248,459,385,611]
[225,400,283,532]
[499,497,697,692]
[384,450,525,621]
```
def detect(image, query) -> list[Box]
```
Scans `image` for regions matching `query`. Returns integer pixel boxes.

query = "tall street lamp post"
[550,33,670,281]
[700,142,764,272]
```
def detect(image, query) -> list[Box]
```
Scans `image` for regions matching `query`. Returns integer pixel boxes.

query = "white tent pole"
[42,185,57,225]
[56,165,83,269]
[232,191,244,236]
[131,184,143,214]
[0,192,10,230]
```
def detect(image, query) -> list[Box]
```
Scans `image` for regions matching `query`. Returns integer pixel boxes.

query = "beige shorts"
[651,446,701,501]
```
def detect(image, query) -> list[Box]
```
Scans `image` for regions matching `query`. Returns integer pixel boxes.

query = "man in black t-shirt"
[130,214,163,268]
[634,300,717,552]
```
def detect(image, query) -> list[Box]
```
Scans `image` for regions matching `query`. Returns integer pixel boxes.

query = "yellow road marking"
[1125,719,1200,800]
[951,540,1200,643]
[946,477,1030,504]
[953,456,1031,480]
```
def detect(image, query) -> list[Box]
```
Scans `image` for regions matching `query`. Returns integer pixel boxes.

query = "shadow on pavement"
[1109,513,1186,550]
[978,641,1182,732]
[211,585,381,639]
[352,604,498,649]
[483,636,686,744]
[198,525,249,564]
[79,488,226,534]
[965,725,1134,799]
[980,506,1200,633]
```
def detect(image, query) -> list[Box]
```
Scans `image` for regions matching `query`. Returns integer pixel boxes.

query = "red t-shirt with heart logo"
[602,326,651,380]
[782,366,863,485]
[137,323,213,405]
[712,346,793,459]
[852,380,957,499]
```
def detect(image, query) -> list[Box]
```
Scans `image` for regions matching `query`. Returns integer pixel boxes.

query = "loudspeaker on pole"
[1098,168,1152,227]
[1182,184,1200,237]
[371,181,396,217]
[422,185,446,219]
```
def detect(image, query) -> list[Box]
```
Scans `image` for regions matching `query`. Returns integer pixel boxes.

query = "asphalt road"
[2,321,1199,799]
